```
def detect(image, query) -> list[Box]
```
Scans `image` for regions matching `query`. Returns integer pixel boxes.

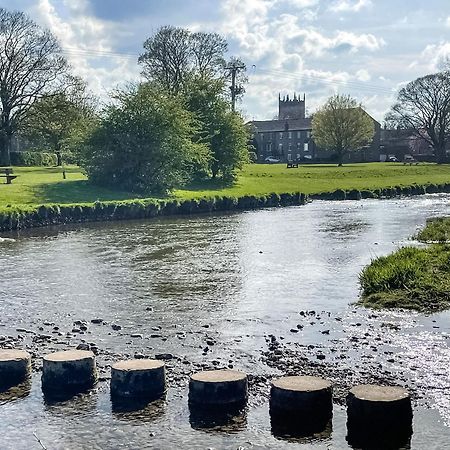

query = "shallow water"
[0,194,449,449]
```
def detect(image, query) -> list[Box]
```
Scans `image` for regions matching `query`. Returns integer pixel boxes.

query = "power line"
[59,45,399,96]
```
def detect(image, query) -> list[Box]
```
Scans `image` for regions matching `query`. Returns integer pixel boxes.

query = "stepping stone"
[111,359,166,401]
[42,350,97,398]
[189,369,247,406]
[0,350,31,391]
[346,384,413,447]
[270,375,333,435]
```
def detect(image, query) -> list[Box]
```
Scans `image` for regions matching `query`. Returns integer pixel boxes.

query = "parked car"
[265,156,280,163]
[388,155,399,162]
[403,154,418,165]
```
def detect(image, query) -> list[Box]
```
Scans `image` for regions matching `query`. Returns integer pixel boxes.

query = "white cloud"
[356,69,371,81]
[421,41,450,71]
[329,0,373,13]
[446,16,450,27]
[32,0,141,101]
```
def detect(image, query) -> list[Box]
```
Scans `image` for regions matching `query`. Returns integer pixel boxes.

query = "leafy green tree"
[138,26,227,95]
[81,83,210,194]
[312,94,375,166]
[386,71,450,164]
[185,77,249,180]
[22,78,96,166]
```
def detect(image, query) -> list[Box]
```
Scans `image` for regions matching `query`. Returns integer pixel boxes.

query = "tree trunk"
[435,144,447,164]
[56,151,62,166]
[337,151,343,167]
[0,132,11,166]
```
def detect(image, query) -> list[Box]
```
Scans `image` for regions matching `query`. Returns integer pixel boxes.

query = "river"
[0,194,449,449]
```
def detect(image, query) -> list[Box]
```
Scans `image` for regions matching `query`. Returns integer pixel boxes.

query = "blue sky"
[3,0,450,121]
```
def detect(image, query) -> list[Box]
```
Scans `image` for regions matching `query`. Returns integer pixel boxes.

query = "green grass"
[359,218,450,312]
[416,216,450,243]
[0,166,143,206]
[1,163,449,208]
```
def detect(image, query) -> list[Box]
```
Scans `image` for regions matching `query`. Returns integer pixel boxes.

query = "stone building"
[249,94,315,162]
[249,94,381,163]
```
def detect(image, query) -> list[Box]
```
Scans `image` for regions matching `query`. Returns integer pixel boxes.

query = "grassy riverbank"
[359,217,450,312]
[1,163,449,207]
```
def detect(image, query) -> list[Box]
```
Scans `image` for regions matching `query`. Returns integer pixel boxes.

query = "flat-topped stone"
[270,375,333,436]
[272,375,332,392]
[112,359,164,371]
[191,369,246,383]
[0,349,31,390]
[42,349,97,399]
[346,384,413,448]
[111,359,166,402]
[349,384,409,402]
[189,369,248,407]
[0,349,31,362]
[43,350,93,362]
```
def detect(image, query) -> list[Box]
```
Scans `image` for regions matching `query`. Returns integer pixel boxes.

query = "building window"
[288,143,292,151]
[297,131,301,139]
[279,143,283,153]
[304,142,309,152]
[306,130,311,138]
[260,133,264,141]
[296,153,301,160]
[266,143,272,153]
[288,153,292,161]
[297,142,301,150]
[279,132,283,140]
[288,132,292,139]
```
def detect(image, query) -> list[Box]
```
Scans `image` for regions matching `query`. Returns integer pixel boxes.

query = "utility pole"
[225,61,245,111]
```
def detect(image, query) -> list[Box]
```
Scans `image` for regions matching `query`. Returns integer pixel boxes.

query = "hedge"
[10,151,57,167]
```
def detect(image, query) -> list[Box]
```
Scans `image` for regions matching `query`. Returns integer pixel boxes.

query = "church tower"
[278,93,306,119]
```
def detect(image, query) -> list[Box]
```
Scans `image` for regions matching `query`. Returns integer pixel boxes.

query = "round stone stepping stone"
[0,350,31,390]
[189,369,248,407]
[270,376,333,435]
[346,384,413,447]
[111,359,166,402]
[42,350,97,398]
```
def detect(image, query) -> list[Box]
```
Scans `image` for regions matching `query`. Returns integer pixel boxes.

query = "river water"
[0,195,449,449]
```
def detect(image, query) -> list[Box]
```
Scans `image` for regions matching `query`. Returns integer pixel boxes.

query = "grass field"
[0,163,449,206]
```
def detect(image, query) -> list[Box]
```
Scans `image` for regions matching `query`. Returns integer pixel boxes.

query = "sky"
[3,0,450,122]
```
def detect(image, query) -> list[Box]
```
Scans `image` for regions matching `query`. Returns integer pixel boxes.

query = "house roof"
[248,118,312,132]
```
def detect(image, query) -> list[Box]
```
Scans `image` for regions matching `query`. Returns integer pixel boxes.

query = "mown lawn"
[0,163,449,206]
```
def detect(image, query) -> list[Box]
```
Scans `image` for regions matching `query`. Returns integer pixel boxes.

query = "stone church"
[249,94,381,163]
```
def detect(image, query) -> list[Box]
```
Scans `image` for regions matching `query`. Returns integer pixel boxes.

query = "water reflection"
[189,403,247,432]
[271,417,332,443]
[0,379,31,404]
[44,389,98,415]
[112,397,166,422]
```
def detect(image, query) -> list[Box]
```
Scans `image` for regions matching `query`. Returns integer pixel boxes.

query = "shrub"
[10,151,57,166]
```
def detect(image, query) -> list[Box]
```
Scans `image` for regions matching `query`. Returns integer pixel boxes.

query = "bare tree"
[0,8,67,166]
[386,72,450,163]
[138,26,228,94]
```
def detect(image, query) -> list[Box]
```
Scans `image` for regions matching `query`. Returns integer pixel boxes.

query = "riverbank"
[1,163,449,232]
[359,217,450,312]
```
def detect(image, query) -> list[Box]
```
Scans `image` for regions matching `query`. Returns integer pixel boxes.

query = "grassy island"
[359,217,450,312]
